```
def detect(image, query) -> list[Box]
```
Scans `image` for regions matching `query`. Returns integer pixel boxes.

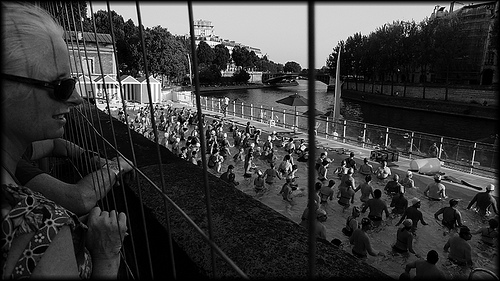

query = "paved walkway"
[173,101,498,198]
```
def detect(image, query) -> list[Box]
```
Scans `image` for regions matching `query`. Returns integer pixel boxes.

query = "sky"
[89,1,473,68]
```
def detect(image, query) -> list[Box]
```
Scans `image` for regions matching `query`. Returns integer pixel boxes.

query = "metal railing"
[199,95,498,178]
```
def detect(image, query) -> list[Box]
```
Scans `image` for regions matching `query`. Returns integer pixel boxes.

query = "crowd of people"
[148,96,498,279]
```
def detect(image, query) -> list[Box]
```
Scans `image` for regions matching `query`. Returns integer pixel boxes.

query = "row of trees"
[46,2,301,86]
[325,14,486,84]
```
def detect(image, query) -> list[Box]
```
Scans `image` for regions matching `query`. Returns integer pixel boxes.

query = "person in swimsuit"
[471,218,498,246]
[361,189,390,227]
[350,218,385,259]
[392,219,417,255]
[434,198,463,232]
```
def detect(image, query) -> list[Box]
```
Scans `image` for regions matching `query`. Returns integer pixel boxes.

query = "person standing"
[319,179,335,204]
[342,206,361,237]
[390,188,408,216]
[424,174,447,201]
[355,174,375,207]
[243,153,256,179]
[345,151,357,172]
[279,178,294,202]
[400,170,416,190]
[444,226,473,267]
[264,162,281,187]
[317,158,331,184]
[375,160,391,180]
[384,174,404,196]
[315,152,327,171]
[392,219,417,255]
[428,142,439,158]
[396,197,429,232]
[403,250,445,280]
[358,157,374,176]
[337,179,355,212]
[434,198,463,232]
[253,170,265,193]
[471,218,498,246]
[350,218,385,258]
[220,165,239,186]
[466,184,498,218]
[361,189,390,227]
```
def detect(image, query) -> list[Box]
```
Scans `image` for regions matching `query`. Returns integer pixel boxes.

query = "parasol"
[276,93,308,132]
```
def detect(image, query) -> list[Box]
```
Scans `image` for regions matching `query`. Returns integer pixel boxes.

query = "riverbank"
[341,89,498,120]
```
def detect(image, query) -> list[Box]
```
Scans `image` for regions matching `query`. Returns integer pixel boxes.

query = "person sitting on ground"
[355,174,375,207]
[385,174,404,197]
[319,179,335,204]
[444,226,473,267]
[403,250,445,280]
[400,170,416,190]
[471,218,498,246]
[358,157,374,176]
[350,218,385,259]
[361,189,390,227]
[424,174,447,201]
[337,179,355,212]
[392,219,417,255]
[466,184,498,218]
[2,3,127,278]
[434,198,463,233]
[390,188,408,216]
[342,206,360,237]
[345,151,357,172]
[396,197,428,232]
[254,170,265,193]
[220,165,239,186]
[375,160,391,180]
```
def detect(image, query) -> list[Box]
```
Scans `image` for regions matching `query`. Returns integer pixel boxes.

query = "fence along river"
[196,80,498,178]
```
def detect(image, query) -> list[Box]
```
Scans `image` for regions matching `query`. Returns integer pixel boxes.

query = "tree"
[233,69,250,83]
[199,64,221,84]
[196,41,215,66]
[213,44,230,71]
[283,61,302,73]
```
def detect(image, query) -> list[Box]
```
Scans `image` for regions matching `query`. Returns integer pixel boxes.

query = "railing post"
[283,109,286,128]
[385,127,389,148]
[241,102,244,118]
[362,124,367,148]
[271,107,274,123]
[342,119,347,143]
[211,97,214,112]
[438,137,444,159]
[470,142,477,174]
[260,105,263,122]
[250,104,253,121]
[409,132,415,159]
[325,117,329,138]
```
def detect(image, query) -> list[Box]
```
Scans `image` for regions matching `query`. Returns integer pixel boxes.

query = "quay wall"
[71,104,391,279]
[339,81,498,106]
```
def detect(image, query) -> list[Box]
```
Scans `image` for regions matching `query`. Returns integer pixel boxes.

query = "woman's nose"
[66,89,83,107]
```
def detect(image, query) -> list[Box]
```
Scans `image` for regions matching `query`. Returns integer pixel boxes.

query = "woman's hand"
[85,206,128,260]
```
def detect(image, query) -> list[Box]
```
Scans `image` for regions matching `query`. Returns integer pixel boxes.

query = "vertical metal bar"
[343,120,347,143]
[385,127,389,148]
[135,1,176,278]
[362,124,367,148]
[250,104,253,121]
[187,2,217,277]
[410,132,415,159]
[438,137,444,159]
[241,102,244,118]
[325,117,329,137]
[471,142,477,174]
[306,2,316,278]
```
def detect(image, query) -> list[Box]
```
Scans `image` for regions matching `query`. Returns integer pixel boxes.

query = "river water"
[199,80,497,143]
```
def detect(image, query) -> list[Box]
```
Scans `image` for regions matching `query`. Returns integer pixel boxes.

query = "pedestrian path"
[178,103,498,198]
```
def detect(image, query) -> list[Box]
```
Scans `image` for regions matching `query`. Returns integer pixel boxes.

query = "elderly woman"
[1,3,127,278]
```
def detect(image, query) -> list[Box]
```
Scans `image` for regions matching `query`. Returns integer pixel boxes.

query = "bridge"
[262,72,332,85]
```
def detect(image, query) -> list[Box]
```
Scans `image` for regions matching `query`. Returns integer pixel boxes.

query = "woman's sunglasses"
[2,73,77,101]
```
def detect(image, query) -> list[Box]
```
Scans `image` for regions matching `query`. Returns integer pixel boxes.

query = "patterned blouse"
[1,184,91,279]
